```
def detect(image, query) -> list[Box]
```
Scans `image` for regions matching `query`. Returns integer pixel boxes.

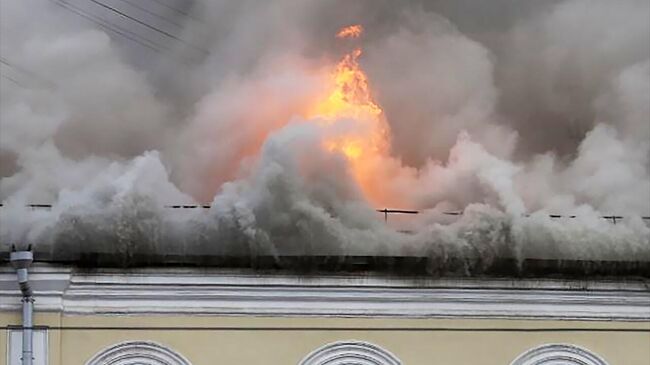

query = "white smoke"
[0,0,648,266]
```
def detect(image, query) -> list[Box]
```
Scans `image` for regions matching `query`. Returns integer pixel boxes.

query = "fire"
[308,48,382,121]
[336,24,363,39]
[307,25,391,204]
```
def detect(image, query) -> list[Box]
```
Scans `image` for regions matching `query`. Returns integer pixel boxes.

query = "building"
[1,254,649,365]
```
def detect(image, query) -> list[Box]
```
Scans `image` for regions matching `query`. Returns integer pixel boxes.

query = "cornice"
[1,265,649,320]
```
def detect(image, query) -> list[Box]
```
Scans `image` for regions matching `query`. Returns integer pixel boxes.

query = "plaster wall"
[2,313,649,365]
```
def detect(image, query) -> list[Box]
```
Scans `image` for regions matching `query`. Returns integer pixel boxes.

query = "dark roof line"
[6,254,650,279]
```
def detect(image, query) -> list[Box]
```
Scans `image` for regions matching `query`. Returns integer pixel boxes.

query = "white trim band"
[1,265,649,320]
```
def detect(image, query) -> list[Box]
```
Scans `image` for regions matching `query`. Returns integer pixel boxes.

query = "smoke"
[0,0,648,267]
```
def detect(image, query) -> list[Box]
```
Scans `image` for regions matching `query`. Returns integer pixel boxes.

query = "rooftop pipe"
[10,247,34,365]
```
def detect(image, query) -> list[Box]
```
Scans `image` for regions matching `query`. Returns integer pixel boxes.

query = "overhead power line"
[0,57,56,88]
[114,0,185,28]
[87,0,207,54]
[1,73,27,88]
[50,0,169,53]
[146,0,201,21]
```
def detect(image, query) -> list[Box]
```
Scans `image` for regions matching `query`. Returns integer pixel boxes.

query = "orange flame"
[307,25,391,205]
[336,24,363,39]
[308,48,382,121]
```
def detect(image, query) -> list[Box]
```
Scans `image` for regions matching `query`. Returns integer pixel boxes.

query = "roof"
[3,250,649,279]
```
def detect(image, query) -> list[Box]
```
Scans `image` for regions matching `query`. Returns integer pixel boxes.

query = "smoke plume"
[1,0,648,267]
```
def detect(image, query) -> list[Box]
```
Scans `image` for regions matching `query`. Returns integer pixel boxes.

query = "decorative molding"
[84,341,192,365]
[1,265,649,320]
[299,340,401,365]
[510,343,610,365]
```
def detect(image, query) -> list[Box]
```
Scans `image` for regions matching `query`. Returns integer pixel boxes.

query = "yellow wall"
[2,312,649,365]
[0,323,6,365]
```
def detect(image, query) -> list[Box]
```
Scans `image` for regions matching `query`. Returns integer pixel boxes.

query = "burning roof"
[1,2,649,274]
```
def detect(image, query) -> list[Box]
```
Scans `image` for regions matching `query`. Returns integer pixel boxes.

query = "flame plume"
[336,24,363,39]
[307,25,392,205]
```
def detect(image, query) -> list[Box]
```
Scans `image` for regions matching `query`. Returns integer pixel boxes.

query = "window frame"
[84,340,192,365]
[299,340,401,365]
[511,343,610,365]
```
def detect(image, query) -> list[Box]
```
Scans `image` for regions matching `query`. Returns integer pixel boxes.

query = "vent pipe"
[10,249,34,365]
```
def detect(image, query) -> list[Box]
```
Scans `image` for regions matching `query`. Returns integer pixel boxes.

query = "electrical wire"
[87,0,207,54]
[50,0,169,53]
[146,0,201,22]
[114,0,185,28]
[1,73,28,88]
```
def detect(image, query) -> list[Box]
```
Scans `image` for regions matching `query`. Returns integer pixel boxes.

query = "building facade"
[1,264,649,365]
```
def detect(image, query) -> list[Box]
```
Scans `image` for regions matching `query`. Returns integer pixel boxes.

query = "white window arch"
[299,340,401,365]
[85,340,192,365]
[511,343,609,365]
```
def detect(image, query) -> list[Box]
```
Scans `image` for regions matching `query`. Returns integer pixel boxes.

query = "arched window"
[511,344,609,365]
[299,340,401,365]
[85,341,192,365]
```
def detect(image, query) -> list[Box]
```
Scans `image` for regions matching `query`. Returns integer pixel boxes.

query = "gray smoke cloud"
[0,0,648,267]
